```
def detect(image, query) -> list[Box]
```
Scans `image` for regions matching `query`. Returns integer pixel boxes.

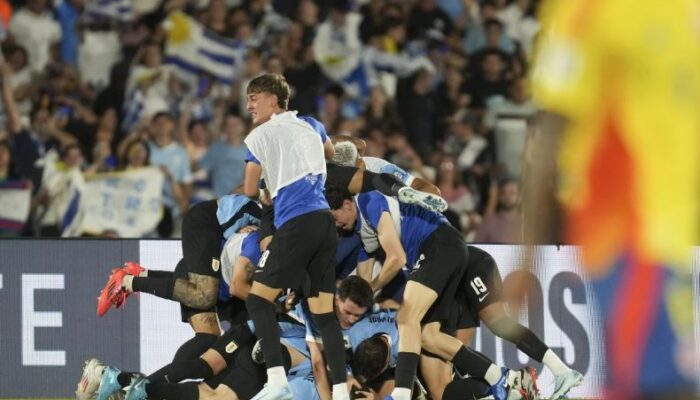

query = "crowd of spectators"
[0,0,539,242]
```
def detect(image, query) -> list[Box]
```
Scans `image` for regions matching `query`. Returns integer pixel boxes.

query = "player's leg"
[418,354,453,400]
[306,210,349,399]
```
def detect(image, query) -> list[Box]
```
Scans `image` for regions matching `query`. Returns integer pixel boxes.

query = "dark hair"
[60,143,82,159]
[120,138,151,169]
[337,276,374,309]
[483,17,503,31]
[353,335,389,382]
[325,184,353,210]
[152,111,174,122]
[246,73,290,109]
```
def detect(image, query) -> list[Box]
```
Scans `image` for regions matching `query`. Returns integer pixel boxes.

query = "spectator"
[474,177,522,243]
[119,137,150,169]
[148,111,192,237]
[397,69,439,159]
[363,86,401,132]
[197,114,248,197]
[9,0,62,74]
[484,77,536,177]
[407,0,453,41]
[464,1,515,54]
[467,49,510,110]
[0,139,19,181]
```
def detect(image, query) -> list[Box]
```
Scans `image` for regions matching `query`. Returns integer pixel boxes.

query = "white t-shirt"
[10,9,61,73]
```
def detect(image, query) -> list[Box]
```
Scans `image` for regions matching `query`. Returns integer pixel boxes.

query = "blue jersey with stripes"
[355,192,448,268]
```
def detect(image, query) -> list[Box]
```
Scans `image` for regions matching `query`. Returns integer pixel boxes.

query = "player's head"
[332,141,360,167]
[353,334,391,383]
[335,276,374,329]
[246,73,290,124]
[325,185,357,231]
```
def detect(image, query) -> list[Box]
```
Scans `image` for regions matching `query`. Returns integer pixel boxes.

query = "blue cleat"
[250,383,294,400]
[96,366,122,400]
[397,187,448,213]
[551,370,583,399]
[124,376,149,400]
[487,367,510,400]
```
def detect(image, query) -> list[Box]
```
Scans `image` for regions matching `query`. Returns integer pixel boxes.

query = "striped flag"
[163,11,245,85]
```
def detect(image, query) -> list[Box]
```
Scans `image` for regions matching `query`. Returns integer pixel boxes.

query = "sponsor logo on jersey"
[212,258,220,272]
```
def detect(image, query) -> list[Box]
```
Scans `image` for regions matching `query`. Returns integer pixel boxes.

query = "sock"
[394,352,420,390]
[267,366,288,387]
[367,171,404,195]
[162,358,214,383]
[451,347,491,379]
[148,333,217,382]
[146,270,174,279]
[390,387,412,400]
[333,382,350,399]
[443,379,489,400]
[543,349,571,375]
[145,382,199,400]
[246,294,285,369]
[131,276,175,300]
[311,312,348,385]
[490,319,549,362]
[484,364,502,386]
[122,275,134,292]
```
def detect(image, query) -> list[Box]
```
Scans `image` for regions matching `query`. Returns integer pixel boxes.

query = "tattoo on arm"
[173,273,219,309]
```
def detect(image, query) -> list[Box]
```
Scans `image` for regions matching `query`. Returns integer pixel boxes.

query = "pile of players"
[77,74,583,400]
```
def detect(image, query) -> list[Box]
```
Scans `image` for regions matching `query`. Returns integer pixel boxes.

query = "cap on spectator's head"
[247,73,291,109]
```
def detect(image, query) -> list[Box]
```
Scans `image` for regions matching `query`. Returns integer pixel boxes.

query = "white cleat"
[551,370,583,399]
[397,187,448,213]
[76,358,105,400]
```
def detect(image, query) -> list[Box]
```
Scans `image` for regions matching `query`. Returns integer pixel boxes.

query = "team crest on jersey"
[225,340,238,353]
[212,258,220,272]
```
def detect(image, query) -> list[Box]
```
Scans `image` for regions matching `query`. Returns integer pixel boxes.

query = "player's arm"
[308,340,333,400]
[243,162,263,199]
[229,256,255,300]
[324,138,336,160]
[370,213,406,293]
[356,257,375,283]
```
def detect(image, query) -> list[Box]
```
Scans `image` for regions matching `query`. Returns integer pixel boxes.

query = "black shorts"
[180,199,224,278]
[407,224,468,325]
[220,343,292,399]
[254,210,338,297]
[259,204,276,241]
[456,246,503,329]
[211,322,257,364]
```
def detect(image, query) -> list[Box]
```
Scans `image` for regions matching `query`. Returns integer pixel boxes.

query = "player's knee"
[419,324,443,352]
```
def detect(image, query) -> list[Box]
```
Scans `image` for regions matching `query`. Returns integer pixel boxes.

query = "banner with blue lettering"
[77,167,164,237]
[0,180,32,235]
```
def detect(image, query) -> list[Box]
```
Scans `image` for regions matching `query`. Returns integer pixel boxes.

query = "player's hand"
[352,390,375,400]
[238,225,259,234]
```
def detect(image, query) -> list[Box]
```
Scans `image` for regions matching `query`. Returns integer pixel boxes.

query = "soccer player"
[326,185,510,400]
[331,139,441,196]
[455,246,582,398]
[96,194,261,383]
[241,73,349,400]
[527,0,700,398]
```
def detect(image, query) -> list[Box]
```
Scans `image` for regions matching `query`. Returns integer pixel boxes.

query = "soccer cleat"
[124,376,148,400]
[250,383,294,400]
[397,187,448,213]
[508,367,539,400]
[96,366,122,400]
[551,370,583,399]
[97,269,129,317]
[486,367,510,400]
[122,262,145,276]
[76,358,105,400]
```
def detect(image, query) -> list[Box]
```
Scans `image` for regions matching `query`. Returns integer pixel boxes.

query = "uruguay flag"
[163,11,245,85]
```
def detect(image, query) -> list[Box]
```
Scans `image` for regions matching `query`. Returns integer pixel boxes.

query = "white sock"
[391,387,412,400]
[266,366,288,387]
[484,364,502,385]
[543,349,570,375]
[139,270,148,277]
[122,275,134,292]
[332,383,349,399]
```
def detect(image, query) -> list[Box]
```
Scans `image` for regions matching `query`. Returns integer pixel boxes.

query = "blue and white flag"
[163,11,246,85]
[84,0,134,23]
